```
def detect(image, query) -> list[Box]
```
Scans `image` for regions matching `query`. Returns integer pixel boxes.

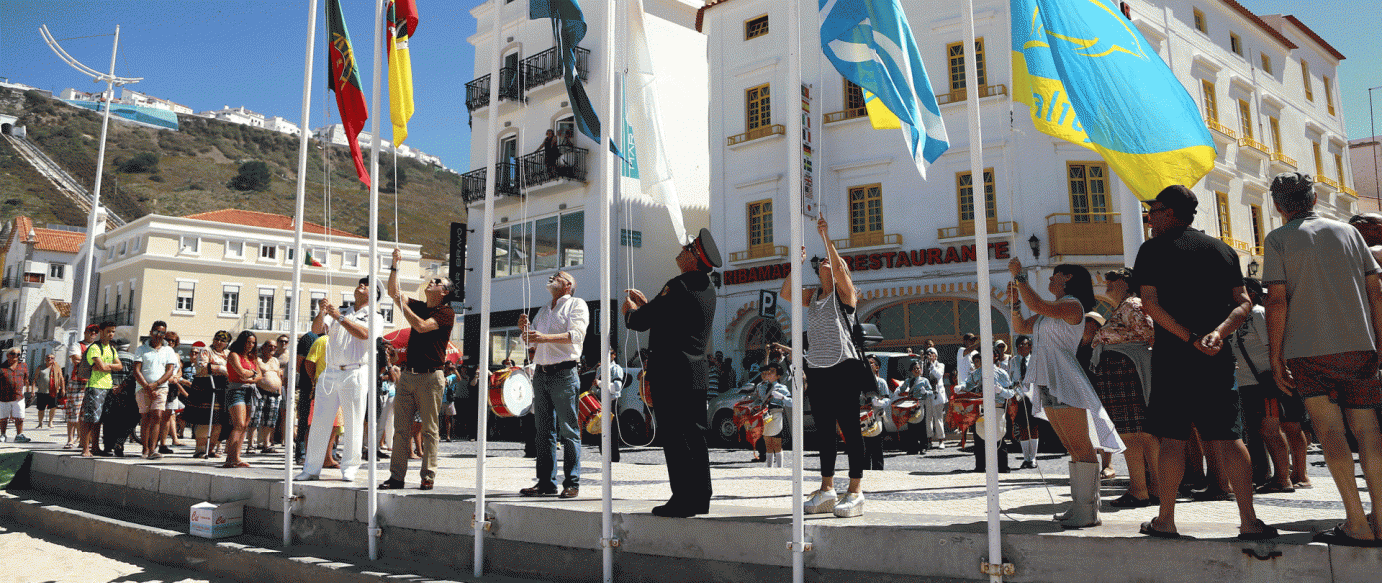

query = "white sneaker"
[833,492,865,518]
[804,489,838,514]
[341,467,358,482]
[293,471,319,481]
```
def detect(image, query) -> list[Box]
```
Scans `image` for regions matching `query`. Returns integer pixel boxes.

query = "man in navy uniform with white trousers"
[624,228,721,517]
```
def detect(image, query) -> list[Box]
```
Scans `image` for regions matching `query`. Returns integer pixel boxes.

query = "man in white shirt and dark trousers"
[296,277,383,482]
[518,270,590,499]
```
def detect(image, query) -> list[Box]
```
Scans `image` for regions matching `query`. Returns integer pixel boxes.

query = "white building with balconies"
[461,0,710,367]
[700,0,1357,372]
[0,217,81,368]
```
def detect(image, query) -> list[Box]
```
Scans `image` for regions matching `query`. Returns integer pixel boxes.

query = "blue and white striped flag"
[530,0,603,148]
[819,0,949,178]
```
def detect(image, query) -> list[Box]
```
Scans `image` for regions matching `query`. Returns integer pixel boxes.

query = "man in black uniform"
[624,228,721,517]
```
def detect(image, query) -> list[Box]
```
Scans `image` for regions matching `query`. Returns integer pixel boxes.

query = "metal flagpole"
[66,25,124,357]
[961,2,1002,581]
[284,0,319,547]
[366,0,387,562]
[600,2,621,581]
[474,0,505,576]
[787,1,806,582]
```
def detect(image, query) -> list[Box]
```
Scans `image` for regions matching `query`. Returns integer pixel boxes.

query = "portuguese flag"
[327,0,371,186]
[304,249,323,267]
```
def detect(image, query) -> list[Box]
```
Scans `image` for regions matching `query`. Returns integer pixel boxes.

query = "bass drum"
[975,411,1008,441]
[860,407,883,438]
[637,369,652,408]
[488,367,533,417]
[884,397,923,432]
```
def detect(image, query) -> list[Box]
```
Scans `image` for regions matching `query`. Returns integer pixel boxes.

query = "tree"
[117,152,159,173]
[228,160,272,191]
[382,163,407,193]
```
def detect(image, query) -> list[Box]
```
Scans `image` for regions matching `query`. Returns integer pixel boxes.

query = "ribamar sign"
[723,241,1011,286]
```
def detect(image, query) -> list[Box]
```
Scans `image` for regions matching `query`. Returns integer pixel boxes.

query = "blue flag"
[1012,0,1215,200]
[530,0,604,150]
[819,0,949,178]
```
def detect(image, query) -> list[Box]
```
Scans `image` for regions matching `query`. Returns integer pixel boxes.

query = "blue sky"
[0,1,1377,174]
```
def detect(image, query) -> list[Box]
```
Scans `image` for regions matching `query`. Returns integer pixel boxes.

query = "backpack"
[74,342,93,380]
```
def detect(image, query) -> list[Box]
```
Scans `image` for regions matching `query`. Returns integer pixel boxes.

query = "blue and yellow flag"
[1012,0,1215,200]
[820,0,949,178]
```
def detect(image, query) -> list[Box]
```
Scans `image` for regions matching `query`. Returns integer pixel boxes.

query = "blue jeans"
[533,367,581,488]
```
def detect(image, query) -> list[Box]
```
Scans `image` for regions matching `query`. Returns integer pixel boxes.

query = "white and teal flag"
[622,0,686,245]
[819,0,949,178]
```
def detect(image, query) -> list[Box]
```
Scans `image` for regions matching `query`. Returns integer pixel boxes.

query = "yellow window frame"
[957,168,998,226]
[744,14,769,40]
[747,198,774,254]
[849,184,885,247]
[1067,162,1110,222]
[1302,61,1313,101]
[1216,191,1231,239]
[746,83,771,131]
[1238,99,1253,139]
[1202,80,1218,122]
[945,38,987,95]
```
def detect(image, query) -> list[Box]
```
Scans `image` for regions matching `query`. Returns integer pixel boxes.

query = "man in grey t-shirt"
[1263,171,1382,545]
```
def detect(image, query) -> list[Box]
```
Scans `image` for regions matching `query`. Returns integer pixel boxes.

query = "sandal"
[1109,493,1154,508]
[1100,467,1117,480]
[1311,525,1378,547]
[1139,521,1181,539]
[220,461,251,469]
[1255,482,1296,495]
[1237,519,1279,541]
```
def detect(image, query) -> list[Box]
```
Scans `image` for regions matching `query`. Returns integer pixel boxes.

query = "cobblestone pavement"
[2,412,1360,541]
[0,524,229,583]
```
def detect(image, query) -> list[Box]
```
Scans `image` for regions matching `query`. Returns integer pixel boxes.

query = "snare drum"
[860,407,882,438]
[488,367,533,417]
[578,390,603,434]
[885,397,923,432]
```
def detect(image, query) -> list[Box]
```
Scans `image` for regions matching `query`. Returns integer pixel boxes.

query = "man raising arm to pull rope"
[517,271,589,499]
[624,229,722,517]
[381,248,456,491]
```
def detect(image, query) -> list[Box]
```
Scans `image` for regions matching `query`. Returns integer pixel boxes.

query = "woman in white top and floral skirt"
[1008,258,1125,528]
[780,215,873,518]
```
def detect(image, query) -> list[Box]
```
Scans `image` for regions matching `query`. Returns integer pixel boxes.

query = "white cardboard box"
[189,500,246,538]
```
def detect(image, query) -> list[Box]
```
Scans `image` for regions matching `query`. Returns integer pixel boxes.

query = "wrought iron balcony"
[460,165,521,203]
[1269,151,1297,169]
[88,310,134,327]
[1318,176,1340,190]
[522,46,590,90]
[935,84,1008,105]
[1218,236,1251,254]
[1342,185,1358,197]
[498,66,524,102]
[465,74,490,111]
[520,144,589,187]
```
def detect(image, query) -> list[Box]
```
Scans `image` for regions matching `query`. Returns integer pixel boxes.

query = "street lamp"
[1028,235,1041,259]
[1247,259,1260,277]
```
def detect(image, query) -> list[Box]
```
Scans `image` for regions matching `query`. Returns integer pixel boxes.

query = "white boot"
[773,452,783,468]
[804,489,838,514]
[1021,439,1038,463]
[1059,461,1102,529]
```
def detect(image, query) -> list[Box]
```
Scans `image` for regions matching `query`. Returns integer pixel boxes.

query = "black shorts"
[1147,345,1243,442]
[35,392,57,411]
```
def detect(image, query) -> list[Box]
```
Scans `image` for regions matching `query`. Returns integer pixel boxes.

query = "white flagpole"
[284,0,319,548]
[787,1,805,583]
[474,0,504,576]
[70,25,121,360]
[366,0,387,562]
[961,2,1001,581]
[599,1,620,580]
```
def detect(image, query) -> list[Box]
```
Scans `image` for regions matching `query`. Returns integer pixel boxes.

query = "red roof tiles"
[183,209,362,238]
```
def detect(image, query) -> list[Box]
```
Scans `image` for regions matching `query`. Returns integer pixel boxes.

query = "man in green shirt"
[79,322,123,458]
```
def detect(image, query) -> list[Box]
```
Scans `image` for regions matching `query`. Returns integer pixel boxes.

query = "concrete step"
[0,487,539,583]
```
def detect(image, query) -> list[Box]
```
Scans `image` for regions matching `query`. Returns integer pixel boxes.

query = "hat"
[1154,185,1198,214]
[192,341,206,348]
[689,228,722,269]
[85,324,100,333]
[1105,267,1133,281]
[1270,171,1313,197]
[924,347,938,356]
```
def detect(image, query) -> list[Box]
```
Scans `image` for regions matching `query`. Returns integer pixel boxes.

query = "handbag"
[1234,328,1274,388]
